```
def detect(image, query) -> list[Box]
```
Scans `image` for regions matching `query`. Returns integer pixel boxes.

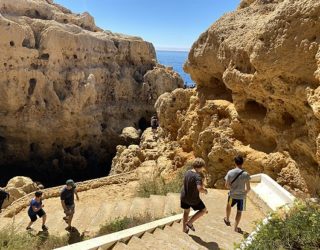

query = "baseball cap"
[66,179,76,187]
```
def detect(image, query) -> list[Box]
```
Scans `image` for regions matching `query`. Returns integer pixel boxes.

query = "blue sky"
[54,0,240,50]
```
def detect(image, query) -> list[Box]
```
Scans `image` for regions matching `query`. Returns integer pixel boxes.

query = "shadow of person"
[67,227,85,244]
[189,235,219,250]
[36,230,49,243]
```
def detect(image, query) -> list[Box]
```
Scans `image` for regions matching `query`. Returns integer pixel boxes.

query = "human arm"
[225,172,231,189]
[245,180,251,194]
[61,200,67,211]
[75,189,79,201]
[197,185,208,194]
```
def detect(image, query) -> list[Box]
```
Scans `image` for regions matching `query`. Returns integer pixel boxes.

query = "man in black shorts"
[224,156,251,233]
[180,158,208,233]
[26,191,48,231]
[60,179,79,231]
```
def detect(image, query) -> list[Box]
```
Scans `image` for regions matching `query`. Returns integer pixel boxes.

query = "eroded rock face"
[111,128,194,180]
[155,0,320,196]
[1,176,39,208]
[0,0,183,185]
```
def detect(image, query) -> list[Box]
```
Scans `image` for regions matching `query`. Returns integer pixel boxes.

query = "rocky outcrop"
[1,176,39,209]
[0,0,183,185]
[153,0,320,196]
[111,128,194,180]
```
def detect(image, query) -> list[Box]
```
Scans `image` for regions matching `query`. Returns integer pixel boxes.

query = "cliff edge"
[0,0,183,185]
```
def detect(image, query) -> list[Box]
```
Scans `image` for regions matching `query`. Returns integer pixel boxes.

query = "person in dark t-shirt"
[26,191,48,231]
[60,179,79,231]
[0,189,9,212]
[180,158,208,233]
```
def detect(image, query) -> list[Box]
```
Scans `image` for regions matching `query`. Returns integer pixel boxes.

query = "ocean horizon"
[156,50,194,86]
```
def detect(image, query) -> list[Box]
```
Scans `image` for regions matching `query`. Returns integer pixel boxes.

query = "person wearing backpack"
[0,189,9,212]
[224,155,251,233]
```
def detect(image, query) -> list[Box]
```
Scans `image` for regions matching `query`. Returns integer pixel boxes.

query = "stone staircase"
[54,189,264,250]
[109,189,264,250]
[0,192,182,237]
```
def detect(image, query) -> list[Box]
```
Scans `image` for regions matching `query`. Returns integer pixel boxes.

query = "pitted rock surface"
[0,0,183,183]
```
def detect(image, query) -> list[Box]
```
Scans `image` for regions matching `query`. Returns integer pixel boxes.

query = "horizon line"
[156,47,190,52]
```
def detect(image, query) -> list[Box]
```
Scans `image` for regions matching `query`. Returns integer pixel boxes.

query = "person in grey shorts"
[224,156,251,233]
[60,179,79,231]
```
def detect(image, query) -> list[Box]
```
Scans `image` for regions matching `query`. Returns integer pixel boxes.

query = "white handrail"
[54,211,196,250]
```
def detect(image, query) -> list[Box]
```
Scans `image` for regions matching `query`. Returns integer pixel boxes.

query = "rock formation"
[0,0,183,185]
[1,176,39,209]
[112,0,320,197]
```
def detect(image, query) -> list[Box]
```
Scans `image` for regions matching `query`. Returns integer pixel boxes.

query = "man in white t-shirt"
[224,156,251,233]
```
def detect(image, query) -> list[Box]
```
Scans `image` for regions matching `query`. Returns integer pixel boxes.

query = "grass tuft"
[136,166,188,198]
[0,225,68,250]
[97,214,154,236]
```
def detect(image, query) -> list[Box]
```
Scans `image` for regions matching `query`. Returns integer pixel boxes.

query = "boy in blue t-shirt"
[26,191,48,231]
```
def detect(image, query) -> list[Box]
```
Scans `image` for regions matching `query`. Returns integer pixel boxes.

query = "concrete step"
[86,203,116,233]
[150,228,189,249]
[162,226,199,250]
[111,242,129,250]
[110,200,132,221]
[127,236,149,250]
[167,222,207,250]
[163,193,181,216]
[148,195,166,219]
[141,231,183,250]
[128,197,149,218]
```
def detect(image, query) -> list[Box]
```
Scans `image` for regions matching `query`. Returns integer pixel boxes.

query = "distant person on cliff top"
[60,179,79,231]
[0,189,9,212]
[180,158,208,233]
[26,191,48,231]
[224,155,251,233]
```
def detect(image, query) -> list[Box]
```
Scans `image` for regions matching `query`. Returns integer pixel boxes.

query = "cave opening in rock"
[244,100,267,120]
[198,77,233,102]
[282,112,295,128]
[0,143,115,188]
[22,38,31,48]
[138,117,150,132]
[40,53,50,60]
[28,78,37,95]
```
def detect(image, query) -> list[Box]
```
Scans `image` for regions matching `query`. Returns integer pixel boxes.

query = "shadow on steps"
[189,234,219,250]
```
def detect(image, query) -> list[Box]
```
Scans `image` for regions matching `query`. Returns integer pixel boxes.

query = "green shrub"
[0,226,68,250]
[241,201,320,250]
[137,166,187,198]
[97,214,153,236]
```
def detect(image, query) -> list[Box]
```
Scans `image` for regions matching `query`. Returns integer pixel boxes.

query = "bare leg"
[182,209,190,232]
[42,214,47,226]
[68,213,74,227]
[27,220,33,228]
[234,211,242,231]
[188,208,207,225]
[226,203,232,222]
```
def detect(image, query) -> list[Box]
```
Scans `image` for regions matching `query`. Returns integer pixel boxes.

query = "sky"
[54,0,240,50]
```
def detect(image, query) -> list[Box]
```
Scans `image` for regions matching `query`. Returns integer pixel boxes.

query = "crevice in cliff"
[198,77,233,103]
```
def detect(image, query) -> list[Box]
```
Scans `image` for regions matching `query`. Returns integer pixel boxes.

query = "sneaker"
[42,225,48,231]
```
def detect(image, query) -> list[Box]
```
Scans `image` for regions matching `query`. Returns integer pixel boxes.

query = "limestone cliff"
[112,0,320,197]
[0,0,183,185]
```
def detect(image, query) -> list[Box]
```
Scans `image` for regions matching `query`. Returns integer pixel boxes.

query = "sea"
[156,50,194,87]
